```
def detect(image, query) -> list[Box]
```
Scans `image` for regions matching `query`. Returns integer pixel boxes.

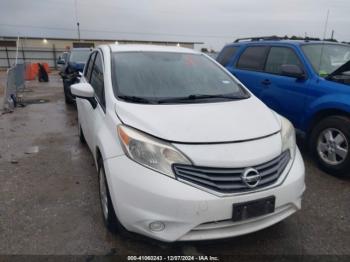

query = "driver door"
[257,46,308,128]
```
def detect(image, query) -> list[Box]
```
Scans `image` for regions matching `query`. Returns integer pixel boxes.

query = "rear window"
[217,46,238,66]
[237,46,269,71]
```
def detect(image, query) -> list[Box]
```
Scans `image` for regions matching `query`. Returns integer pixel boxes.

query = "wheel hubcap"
[99,168,108,220]
[317,128,348,165]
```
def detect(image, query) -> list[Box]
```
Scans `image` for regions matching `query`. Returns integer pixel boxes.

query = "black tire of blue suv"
[309,115,350,176]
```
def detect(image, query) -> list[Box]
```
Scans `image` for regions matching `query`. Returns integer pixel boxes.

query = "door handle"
[261,79,271,86]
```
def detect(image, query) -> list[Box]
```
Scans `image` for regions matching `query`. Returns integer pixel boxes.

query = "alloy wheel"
[317,128,348,165]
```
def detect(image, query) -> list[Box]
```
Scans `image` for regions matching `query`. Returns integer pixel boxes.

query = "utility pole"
[15,36,19,65]
[331,30,334,40]
[75,0,80,41]
[77,22,81,41]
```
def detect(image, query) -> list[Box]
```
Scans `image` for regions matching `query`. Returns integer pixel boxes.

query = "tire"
[97,158,123,233]
[63,82,74,104]
[78,124,86,144]
[65,95,73,104]
[309,115,350,176]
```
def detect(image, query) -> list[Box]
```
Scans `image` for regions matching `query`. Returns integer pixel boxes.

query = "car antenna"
[318,9,330,76]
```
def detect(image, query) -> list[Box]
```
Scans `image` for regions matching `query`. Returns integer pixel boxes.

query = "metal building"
[0,37,203,69]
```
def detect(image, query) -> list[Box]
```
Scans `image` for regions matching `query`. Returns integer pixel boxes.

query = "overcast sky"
[0,0,349,50]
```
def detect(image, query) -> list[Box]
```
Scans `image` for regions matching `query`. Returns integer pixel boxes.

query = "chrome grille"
[173,151,290,194]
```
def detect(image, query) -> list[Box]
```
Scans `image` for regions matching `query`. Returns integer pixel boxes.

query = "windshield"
[112,52,248,104]
[301,44,350,77]
[69,50,91,63]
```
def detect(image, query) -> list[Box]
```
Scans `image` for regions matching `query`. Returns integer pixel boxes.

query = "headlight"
[117,125,191,178]
[280,116,296,158]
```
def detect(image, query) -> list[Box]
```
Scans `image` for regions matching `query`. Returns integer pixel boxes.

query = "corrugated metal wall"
[0,38,196,69]
[0,47,65,68]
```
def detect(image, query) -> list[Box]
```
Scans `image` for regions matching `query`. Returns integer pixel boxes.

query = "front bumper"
[104,148,305,242]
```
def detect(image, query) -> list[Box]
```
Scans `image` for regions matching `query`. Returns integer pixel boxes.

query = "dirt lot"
[0,72,349,257]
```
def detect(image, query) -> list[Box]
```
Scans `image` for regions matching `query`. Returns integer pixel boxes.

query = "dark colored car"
[58,48,91,104]
[217,37,350,176]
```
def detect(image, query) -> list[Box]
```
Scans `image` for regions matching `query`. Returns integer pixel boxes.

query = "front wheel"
[63,81,75,104]
[63,84,75,105]
[309,115,350,176]
[98,160,119,232]
[97,158,132,236]
[78,124,86,144]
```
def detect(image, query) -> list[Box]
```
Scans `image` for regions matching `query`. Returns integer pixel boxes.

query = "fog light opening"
[149,221,165,232]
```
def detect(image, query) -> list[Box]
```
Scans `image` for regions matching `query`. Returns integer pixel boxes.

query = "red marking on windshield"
[185,55,195,66]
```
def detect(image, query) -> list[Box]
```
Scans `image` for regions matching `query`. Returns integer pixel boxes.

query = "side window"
[236,46,269,71]
[217,46,238,66]
[84,52,96,81]
[265,47,302,75]
[90,52,105,109]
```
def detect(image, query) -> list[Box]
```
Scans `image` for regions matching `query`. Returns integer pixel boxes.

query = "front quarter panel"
[303,93,350,130]
[95,109,125,161]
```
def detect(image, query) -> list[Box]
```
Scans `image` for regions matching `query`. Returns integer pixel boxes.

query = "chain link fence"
[2,63,25,111]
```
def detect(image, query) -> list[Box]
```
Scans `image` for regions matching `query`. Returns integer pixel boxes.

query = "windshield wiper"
[326,60,350,80]
[118,95,155,104]
[157,94,246,104]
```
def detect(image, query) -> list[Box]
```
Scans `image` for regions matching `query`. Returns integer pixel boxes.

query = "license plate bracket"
[232,196,275,222]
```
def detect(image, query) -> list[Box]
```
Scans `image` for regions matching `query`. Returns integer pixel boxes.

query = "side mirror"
[57,59,65,65]
[71,83,97,109]
[281,64,305,79]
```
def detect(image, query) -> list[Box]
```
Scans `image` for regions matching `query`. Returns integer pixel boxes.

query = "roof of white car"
[108,44,199,54]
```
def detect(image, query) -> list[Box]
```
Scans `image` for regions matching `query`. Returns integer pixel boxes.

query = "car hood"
[115,97,281,143]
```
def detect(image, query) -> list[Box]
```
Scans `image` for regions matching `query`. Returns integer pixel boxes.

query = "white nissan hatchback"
[71,44,305,242]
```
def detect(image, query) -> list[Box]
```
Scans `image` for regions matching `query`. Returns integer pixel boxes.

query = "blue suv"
[217,37,350,176]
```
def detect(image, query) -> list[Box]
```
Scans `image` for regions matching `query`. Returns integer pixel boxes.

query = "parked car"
[59,48,91,104]
[57,51,69,71]
[217,38,350,176]
[71,45,305,242]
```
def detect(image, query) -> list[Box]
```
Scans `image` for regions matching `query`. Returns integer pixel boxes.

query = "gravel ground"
[0,72,349,258]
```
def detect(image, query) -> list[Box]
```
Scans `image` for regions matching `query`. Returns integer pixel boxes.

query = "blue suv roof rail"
[234,36,284,43]
[234,36,323,43]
